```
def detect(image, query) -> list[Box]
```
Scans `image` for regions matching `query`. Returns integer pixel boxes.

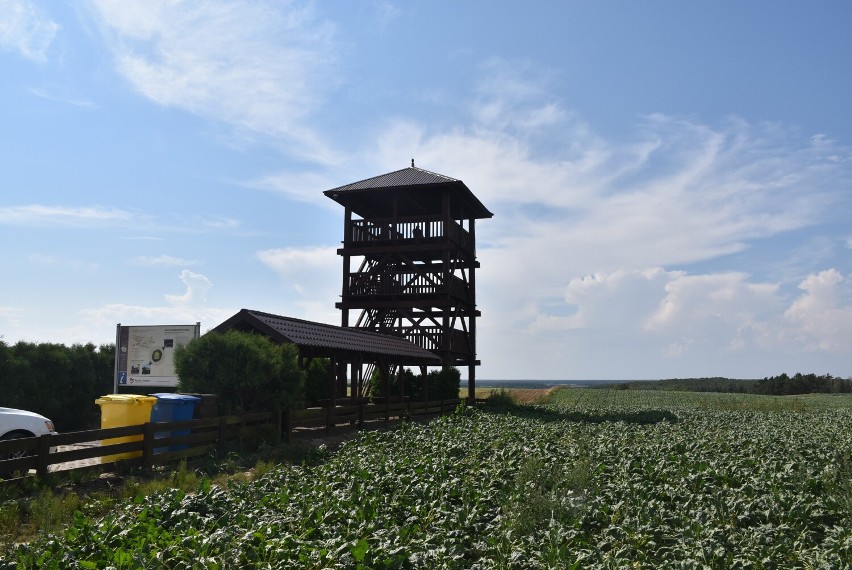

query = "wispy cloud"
[245,171,343,207]
[0,0,59,62]
[256,246,340,323]
[129,255,198,267]
[29,87,95,108]
[0,306,23,320]
[279,59,852,377]
[27,253,98,272]
[0,205,245,237]
[0,205,133,227]
[87,0,341,163]
[256,245,338,293]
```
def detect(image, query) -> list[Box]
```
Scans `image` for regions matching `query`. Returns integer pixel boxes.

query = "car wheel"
[0,431,35,478]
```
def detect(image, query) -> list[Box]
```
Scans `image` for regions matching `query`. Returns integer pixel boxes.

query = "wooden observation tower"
[324,163,493,402]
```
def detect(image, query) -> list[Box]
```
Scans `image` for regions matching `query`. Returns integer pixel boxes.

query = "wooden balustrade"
[0,399,462,482]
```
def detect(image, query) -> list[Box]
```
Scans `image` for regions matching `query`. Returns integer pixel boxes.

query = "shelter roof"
[324,166,493,220]
[210,309,440,365]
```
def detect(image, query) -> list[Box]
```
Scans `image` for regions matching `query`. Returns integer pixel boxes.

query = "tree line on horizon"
[604,373,852,395]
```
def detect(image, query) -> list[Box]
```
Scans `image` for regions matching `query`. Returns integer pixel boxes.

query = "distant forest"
[602,373,852,396]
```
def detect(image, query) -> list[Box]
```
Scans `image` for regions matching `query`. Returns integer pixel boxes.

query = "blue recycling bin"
[151,393,200,452]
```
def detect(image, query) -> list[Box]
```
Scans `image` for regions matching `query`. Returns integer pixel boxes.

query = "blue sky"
[1,1,850,380]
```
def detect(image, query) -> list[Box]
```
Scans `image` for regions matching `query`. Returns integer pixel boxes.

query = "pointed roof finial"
[411,158,415,168]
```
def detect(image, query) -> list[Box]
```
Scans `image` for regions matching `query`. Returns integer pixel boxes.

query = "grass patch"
[505,451,594,536]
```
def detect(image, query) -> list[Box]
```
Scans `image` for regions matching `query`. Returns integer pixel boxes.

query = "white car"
[0,407,57,460]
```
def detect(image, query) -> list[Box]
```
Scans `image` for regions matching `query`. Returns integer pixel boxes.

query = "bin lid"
[95,394,158,406]
[153,393,201,403]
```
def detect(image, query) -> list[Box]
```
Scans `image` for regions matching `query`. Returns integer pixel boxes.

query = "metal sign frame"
[114,323,200,392]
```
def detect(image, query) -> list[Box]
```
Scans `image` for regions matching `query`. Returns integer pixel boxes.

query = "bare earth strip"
[47,443,102,472]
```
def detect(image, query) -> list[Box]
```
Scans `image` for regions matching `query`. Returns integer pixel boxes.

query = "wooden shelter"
[211,309,440,404]
[324,164,492,403]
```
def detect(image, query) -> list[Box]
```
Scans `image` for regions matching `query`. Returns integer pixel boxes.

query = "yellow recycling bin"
[95,394,158,462]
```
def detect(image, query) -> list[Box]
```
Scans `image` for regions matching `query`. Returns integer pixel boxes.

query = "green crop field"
[4,389,851,568]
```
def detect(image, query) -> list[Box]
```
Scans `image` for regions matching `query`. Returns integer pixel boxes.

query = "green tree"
[369,366,460,401]
[369,367,418,400]
[304,358,333,405]
[427,367,461,401]
[174,331,304,414]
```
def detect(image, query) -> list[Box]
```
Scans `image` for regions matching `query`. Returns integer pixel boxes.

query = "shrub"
[369,367,418,400]
[304,358,333,405]
[369,367,460,402]
[174,331,304,414]
[426,367,461,401]
[0,341,114,431]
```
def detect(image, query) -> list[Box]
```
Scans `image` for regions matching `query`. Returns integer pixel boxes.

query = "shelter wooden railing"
[0,398,462,483]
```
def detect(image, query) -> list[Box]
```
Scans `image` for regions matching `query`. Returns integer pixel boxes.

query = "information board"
[115,323,200,389]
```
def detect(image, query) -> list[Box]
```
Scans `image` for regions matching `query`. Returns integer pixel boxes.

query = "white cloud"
[87,0,341,163]
[164,270,213,305]
[237,59,852,378]
[479,264,852,378]
[256,246,338,293]
[531,268,672,332]
[246,170,343,207]
[528,268,786,361]
[644,271,784,355]
[0,0,58,62]
[783,269,852,352]
[77,271,233,338]
[256,246,340,323]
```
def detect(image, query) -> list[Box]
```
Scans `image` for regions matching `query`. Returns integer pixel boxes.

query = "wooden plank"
[146,445,214,466]
[0,436,38,455]
[4,403,457,483]
[0,455,37,474]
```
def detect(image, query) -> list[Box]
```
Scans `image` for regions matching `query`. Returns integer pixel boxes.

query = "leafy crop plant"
[3,389,851,568]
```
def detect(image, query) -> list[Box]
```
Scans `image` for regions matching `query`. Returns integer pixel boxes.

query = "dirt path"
[505,387,555,404]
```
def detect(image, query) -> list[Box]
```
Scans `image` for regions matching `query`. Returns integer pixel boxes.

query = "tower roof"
[324,166,493,220]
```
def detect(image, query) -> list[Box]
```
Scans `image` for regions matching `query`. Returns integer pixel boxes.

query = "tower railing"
[347,216,472,252]
[345,271,470,302]
[379,326,473,356]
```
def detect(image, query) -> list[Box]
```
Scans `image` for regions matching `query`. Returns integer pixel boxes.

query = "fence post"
[217,416,227,457]
[36,433,53,478]
[282,408,292,445]
[142,422,156,468]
